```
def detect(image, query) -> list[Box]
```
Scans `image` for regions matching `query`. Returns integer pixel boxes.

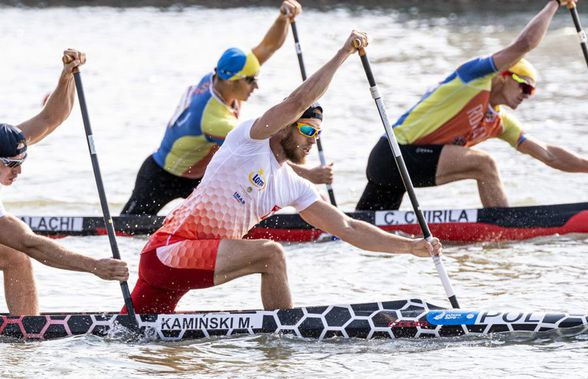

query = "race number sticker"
[375,209,478,226]
[20,216,84,232]
[159,313,263,331]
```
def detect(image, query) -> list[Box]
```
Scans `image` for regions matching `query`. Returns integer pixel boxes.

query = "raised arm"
[0,214,128,281]
[492,0,575,71]
[250,30,368,140]
[16,49,86,145]
[252,0,301,65]
[518,137,588,172]
[300,200,441,257]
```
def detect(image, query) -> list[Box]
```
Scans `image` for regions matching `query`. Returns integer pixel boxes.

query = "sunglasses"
[236,74,258,84]
[0,152,27,168]
[294,122,321,139]
[510,72,535,95]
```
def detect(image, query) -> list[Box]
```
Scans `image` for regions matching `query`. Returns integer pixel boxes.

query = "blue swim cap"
[216,48,260,81]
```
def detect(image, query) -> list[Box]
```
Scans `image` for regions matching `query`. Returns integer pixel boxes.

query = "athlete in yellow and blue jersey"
[392,56,527,149]
[120,46,259,216]
[357,0,588,211]
[122,0,333,215]
[152,50,259,181]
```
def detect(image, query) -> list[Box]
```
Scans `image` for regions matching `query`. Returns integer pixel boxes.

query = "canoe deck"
[2,298,587,342]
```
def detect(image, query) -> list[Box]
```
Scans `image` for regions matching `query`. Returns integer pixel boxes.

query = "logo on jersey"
[484,110,496,123]
[233,192,246,205]
[466,104,484,128]
[248,169,266,190]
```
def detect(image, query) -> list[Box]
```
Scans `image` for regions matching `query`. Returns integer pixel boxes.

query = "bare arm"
[250,30,368,140]
[252,0,301,65]
[288,162,334,184]
[0,214,128,281]
[518,137,588,172]
[16,49,86,145]
[492,1,563,71]
[300,200,441,257]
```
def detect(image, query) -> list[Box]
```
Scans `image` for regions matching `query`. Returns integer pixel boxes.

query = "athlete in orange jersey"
[124,31,443,314]
[357,0,588,211]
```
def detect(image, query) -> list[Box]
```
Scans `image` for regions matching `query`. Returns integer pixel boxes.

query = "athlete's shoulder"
[201,100,240,140]
[197,72,214,87]
[455,56,498,84]
[188,72,214,100]
[225,119,257,142]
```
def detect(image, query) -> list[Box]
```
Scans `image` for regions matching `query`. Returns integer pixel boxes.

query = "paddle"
[291,21,338,207]
[63,54,139,324]
[567,2,588,67]
[353,42,460,309]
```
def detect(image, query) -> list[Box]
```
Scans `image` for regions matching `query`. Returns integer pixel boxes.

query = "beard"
[280,132,307,164]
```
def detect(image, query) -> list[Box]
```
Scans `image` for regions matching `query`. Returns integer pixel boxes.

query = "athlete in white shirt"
[0,50,128,316]
[125,31,443,314]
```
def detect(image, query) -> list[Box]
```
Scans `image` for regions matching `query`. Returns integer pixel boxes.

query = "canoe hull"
[2,299,587,342]
[17,202,588,243]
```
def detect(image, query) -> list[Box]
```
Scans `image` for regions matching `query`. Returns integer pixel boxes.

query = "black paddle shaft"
[71,71,138,321]
[569,6,588,68]
[357,54,432,239]
[291,21,308,80]
[356,49,460,309]
[291,21,338,207]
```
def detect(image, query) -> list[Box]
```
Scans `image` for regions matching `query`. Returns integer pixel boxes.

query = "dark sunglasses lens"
[525,84,534,95]
[519,83,532,95]
[1,159,21,168]
[245,76,257,84]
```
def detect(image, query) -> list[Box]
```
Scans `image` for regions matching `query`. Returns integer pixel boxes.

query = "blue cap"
[216,48,260,81]
[0,124,27,158]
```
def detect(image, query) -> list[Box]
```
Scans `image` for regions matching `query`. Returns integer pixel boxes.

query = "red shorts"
[122,239,220,314]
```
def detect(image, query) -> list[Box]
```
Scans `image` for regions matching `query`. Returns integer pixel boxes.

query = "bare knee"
[472,153,500,182]
[0,248,33,273]
[261,241,287,274]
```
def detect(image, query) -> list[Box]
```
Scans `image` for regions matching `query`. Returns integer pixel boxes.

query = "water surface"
[0,5,587,378]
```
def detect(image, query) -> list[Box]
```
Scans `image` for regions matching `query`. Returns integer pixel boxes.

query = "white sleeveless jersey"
[0,198,5,218]
[145,119,319,248]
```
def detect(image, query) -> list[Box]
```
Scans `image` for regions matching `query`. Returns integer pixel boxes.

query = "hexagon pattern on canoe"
[1,299,587,342]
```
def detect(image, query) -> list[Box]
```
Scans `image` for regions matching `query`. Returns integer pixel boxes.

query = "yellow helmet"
[508,58,538,83]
